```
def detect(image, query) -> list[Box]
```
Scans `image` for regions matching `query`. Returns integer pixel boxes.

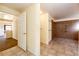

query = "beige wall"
[15,18,18,40]
[26,4,40,55]
[12,18,18,39]
[0,20,12,25]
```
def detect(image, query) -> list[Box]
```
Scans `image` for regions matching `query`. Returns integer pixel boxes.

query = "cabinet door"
[18,12,27,51]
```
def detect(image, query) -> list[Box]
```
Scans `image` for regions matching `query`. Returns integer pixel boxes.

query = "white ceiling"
[0,3,33,12]
[0,3,79,20]
[41,3,79,20]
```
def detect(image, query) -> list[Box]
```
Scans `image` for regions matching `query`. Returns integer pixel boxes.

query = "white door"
[18,12,27,51]
[48,18,52,43]
[0,25,4,36]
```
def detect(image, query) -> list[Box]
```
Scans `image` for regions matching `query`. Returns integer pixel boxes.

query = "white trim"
[49,15,79,22]
[42,12,79,22]
[48,14,79,22]
[54,18,79,22]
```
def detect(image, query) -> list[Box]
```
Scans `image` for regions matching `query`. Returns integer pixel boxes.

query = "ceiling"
[41,3,79,20]
[0,3,33,12]
[0,3,79,20]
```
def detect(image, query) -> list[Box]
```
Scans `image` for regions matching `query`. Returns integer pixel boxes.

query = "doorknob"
[48,29,51,31]
[24,33,27,34]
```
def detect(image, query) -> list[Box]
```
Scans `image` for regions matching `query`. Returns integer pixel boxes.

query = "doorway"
[4,25,12,38]
[0,12,17,52]
[0,25,5,39]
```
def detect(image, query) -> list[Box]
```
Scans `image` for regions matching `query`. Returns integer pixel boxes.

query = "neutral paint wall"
[0,20,12,25]
[15,18,18,40]
[12,18,18,39]
[26,4,40,55]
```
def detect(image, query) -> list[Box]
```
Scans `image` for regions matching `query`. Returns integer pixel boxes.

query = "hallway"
[41,38,78,56]
[0,37,34,56]
[0,3,40,56]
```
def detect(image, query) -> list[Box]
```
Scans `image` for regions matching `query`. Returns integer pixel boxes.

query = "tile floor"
[0,37,78,56]
[0,46,34,56]
[41,38,78,56]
